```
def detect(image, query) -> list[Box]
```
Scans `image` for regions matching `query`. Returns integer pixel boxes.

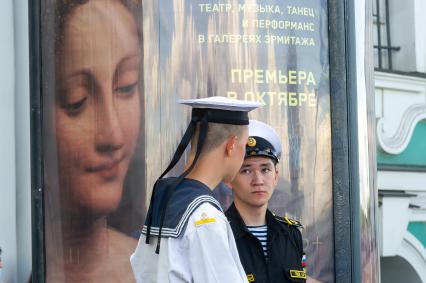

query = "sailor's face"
[55,0,141,216]
[230,156,278,209]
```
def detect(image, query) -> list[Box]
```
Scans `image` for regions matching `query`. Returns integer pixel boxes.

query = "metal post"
[328,0,354,281]
[29,0,45,281]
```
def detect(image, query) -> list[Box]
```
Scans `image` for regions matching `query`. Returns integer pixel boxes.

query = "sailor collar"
[142,178,222,238]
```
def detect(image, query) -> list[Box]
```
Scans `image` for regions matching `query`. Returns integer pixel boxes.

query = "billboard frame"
[28,0,363,282]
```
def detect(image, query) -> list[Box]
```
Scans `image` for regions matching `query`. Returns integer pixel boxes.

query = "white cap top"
[248,120,282,159]
[179,96,261,112]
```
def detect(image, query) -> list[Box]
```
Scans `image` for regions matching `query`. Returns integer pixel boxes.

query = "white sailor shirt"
[130,202,248,283]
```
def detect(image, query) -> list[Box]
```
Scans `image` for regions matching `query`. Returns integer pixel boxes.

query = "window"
[373,0,400,70]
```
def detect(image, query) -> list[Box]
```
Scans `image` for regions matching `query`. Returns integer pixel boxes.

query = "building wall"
[0,0,18,281]
[374,8,426,281]
[13,0,32,281]
[375,70,426,282]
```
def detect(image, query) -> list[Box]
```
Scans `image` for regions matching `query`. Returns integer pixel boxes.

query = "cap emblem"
[247,137,257,147]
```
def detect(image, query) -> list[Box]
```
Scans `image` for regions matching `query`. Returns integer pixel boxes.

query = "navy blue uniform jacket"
[226,203,306,283]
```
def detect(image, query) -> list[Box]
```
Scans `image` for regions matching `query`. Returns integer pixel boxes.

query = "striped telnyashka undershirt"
[247,225,268,257]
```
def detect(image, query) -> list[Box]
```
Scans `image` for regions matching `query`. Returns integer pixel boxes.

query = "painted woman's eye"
[61,96,87,116]
[115,82,138,97]
[114,67,139,98]
[65,97,87,110]
[58,73,92,116]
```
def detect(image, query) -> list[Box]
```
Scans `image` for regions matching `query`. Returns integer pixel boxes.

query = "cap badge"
[247,137,257,147]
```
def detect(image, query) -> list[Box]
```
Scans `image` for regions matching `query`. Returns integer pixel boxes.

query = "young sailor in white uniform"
[131,96,261,283]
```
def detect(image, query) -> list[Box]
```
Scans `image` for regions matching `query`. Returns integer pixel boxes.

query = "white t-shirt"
[130,202,248,283]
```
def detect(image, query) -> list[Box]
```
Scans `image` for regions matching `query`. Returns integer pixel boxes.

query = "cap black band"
[245,136,279,162]
[192,108,249,125]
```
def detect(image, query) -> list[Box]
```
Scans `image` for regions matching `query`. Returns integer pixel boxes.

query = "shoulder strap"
[274,215,304,228]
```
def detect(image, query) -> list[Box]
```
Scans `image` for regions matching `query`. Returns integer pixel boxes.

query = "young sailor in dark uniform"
[226,120,307,283]
[131,96,261,283]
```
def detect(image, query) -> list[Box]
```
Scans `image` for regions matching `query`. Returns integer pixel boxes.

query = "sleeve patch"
[289,270,306,279]
[194,212,217,226]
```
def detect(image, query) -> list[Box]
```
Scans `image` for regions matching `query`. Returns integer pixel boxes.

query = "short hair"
[246,155,279,167]
[191,122,247,154]
[271,158,279,167]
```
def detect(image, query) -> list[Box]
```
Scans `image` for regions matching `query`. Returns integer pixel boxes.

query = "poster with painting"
[143,1,334,282]
[41,0,145,281]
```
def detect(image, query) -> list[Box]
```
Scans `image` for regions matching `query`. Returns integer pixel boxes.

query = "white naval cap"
[179,96,261,111]
[179,96,262,125]
[246,120,282,162]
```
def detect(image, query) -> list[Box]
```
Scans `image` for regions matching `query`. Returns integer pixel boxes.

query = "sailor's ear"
[225,135,237,156]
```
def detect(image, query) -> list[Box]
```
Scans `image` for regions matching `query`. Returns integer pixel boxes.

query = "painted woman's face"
[56,0,141,217]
